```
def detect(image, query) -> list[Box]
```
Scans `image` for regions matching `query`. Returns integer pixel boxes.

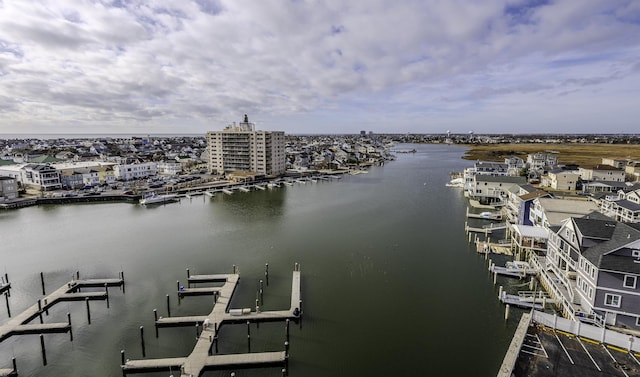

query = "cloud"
[0,0,639,134]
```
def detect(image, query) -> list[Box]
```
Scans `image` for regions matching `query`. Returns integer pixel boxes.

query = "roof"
[475,175,526,184]
[511,225,549,239]
[580,165,624,171]
[29,155,64,163]
[519,190,551,201]
[536,198,600,226]
[0,159,16,166]
[616,199,640,212]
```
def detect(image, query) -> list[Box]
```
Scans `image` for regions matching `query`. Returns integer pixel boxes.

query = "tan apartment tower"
[206,115,286,176]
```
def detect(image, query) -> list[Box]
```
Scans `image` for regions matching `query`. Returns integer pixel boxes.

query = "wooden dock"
[0,275,124,343]
[125,266,302,376]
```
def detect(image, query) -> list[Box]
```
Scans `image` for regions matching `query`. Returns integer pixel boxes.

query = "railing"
[532,310,639,352]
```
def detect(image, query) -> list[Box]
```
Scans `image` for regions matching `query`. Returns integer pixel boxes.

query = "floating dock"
[123,264,302,376]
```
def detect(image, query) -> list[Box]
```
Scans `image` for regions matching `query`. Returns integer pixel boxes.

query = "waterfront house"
[542,213,640,329]
[467,175,526,206]
[504,187,552,225]
[113,162,157,181]
[1,164,63,191]
[462,161,511,191]
[0,176,18,200]
[529,197,599,229]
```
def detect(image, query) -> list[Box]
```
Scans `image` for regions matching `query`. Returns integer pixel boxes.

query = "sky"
[0,0,639,135]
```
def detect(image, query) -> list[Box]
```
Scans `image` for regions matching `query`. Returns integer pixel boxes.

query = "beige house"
[578,165,625,182]
[626,161,640,182]
[543,169,579,191]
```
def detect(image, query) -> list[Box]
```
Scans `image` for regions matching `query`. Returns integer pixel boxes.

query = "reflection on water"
[0,144,520,377]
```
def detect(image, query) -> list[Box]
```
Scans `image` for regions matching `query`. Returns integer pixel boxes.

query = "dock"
[0,359,17,377]
[0,274,124,343]
[124,264,302,376]
[465,221,508,234]
[498,290,557,310]
[490,265,538,278]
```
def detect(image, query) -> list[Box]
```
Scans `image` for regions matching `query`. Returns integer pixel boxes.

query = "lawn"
[460,143,640,166]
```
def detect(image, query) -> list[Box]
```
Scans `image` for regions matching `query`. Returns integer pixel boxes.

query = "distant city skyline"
[0,0,639,135]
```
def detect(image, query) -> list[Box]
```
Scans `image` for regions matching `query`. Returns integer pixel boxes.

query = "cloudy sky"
[0,0,639,135]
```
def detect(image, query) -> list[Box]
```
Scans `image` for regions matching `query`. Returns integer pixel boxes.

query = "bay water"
[0,144,521,376]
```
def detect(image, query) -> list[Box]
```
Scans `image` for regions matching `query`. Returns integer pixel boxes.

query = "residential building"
[582,180,628,194]
[13,164,62,191]
[156,160,183,176]
[206,115,286,176]
[542,169,579,191]
[529,197,599,229]
[113,162,157,181]
[542,213,640,329]
[579,165,625,182]
[0,176,18,200]
[602,158,629,169]
[600,186,640,223]
[527,152,558,175]
[468,175,526,206]
[626,161,640,182]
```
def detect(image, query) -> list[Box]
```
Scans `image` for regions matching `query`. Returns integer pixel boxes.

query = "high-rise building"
[206,115,286,176]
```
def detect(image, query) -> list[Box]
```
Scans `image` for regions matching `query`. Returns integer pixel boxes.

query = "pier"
[123,264,302,376]
[0,273,125,343]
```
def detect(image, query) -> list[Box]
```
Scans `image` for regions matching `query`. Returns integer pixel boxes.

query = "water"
[0,144,521,376]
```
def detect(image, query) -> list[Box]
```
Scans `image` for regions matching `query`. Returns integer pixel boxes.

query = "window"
[588,287,593,299]
[605,293,621,308]
[637,317,640,327]
[624,275,637,289]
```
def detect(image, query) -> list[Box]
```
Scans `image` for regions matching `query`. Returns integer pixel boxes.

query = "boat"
[222,188,234,195]
[238,186,250,193]
[479,211,501,220]
[491,261,538,278]
[445,177,464,187]
[139,193,178,205]
[205,191,215,197]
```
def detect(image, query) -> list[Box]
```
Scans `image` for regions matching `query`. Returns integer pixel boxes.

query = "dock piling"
[233,264,237,274]
[286,319,290,341]
[166,294,171,317]
[121,349,125,366]
[4,292,10,317]
[195,323,200,340]
[12,358,16,375]
[493,271,497,285]
[505,304,510,320]
[85,297,91,324]
[40,272,46,295]
[37,300,43,323]
[153,309,158,337]
[140,326,146,357]
[40,334,47,366]
[68,312,73,341]
[44,298,49,315]
[105,283,110,308]
[265,263,269,286]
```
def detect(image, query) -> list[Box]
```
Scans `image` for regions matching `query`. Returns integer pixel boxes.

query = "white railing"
[532,310,640,352]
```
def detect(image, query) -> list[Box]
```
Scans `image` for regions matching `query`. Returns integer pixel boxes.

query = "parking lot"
[513,324,640,377]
